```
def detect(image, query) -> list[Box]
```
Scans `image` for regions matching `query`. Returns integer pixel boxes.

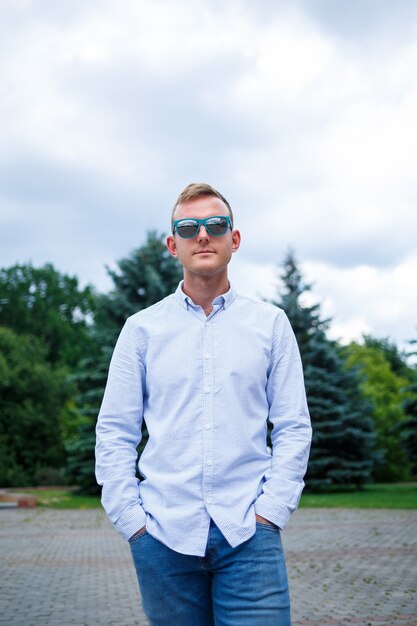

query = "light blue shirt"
[95,282,311,557]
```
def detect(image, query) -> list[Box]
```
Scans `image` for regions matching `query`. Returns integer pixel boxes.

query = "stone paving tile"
[0,508,416,625]
[284,509,417,626]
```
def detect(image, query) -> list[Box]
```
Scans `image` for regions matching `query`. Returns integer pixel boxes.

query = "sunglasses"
[172,216,232,239]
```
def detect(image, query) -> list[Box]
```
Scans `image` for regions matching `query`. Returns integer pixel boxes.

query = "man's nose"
[196,224,210,241]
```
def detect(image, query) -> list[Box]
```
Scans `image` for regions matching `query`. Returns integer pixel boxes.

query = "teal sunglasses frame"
[172,215,232,238]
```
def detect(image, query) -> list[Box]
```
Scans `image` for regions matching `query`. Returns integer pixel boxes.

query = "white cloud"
[302,255,417,347]
[0,0,416,348]
[228,251,417,351]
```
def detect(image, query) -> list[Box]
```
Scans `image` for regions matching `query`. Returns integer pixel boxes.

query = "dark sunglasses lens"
[176,220,199,238]
[206,217,228,235]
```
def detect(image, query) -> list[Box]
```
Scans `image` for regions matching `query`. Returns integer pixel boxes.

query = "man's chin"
[188,264,224,278]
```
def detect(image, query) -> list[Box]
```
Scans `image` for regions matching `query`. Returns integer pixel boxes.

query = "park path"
[1,508,416,626]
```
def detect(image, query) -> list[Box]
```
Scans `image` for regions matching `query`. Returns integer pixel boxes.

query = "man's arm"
[255,310,312,530]
[95,319,147,541]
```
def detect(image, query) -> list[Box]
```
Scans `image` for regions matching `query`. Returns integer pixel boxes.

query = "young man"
[95,183,312,626]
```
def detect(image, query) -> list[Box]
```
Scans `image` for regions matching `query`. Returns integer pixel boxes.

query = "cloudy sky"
[1,0,416,349]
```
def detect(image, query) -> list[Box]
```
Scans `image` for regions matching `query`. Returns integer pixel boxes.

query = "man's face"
[166,195,241,279]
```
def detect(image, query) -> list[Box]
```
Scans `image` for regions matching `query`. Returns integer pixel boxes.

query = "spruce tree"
[272,252,377,489]
[65,232,183,493]
[401,338,417,477]
[97,229,183,337]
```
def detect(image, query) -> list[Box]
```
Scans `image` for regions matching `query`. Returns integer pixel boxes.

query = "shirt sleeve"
[95,318,147,540]
[255,310,312,530]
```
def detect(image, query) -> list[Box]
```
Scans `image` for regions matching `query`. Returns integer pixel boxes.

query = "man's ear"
[166,235,177,257]
[231,229,241,253]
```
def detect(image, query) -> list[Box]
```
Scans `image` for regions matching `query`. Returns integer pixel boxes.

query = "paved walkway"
[1,508,416,626]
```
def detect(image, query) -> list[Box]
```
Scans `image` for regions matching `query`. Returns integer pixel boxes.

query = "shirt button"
[205,387,211,394]
[205,423,211,430]
[204,353,210,359]
[206,497,213,504]
[206,459,212,466]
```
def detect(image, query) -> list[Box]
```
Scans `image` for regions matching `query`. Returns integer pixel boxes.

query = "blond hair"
[172,183,234,229]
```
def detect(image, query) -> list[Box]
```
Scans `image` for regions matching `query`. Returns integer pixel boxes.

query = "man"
[95,183,312,626]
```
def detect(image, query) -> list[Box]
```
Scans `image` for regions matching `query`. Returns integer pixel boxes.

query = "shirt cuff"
[114,502,147,541]
[255,494,291,530]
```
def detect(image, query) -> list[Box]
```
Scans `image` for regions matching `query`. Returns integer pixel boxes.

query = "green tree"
[399,338,417,478]
[345,339,413,481]
[0,327,75,486]
[65,232,183,493]
[362,335,412,378]
[97,229,183,336]
[0,263,97,367]
[272,252,377,489]
[402,384,417,478]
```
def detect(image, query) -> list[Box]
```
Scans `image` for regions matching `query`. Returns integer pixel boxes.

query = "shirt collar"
[174,281,236,311]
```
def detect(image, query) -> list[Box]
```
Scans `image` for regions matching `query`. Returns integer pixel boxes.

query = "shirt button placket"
[202,321,214,508]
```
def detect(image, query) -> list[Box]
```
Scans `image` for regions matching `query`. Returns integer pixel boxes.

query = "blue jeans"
[129,520,291,626]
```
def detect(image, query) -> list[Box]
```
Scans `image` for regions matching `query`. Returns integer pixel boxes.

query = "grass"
[300,482,417,509]
[15,482,417,510]
[16,488,101,509]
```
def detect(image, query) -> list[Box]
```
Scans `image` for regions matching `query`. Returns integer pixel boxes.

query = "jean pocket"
[128,528,148,543]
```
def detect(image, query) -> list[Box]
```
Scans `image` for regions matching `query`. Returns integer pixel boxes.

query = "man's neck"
[182,273,229,316]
